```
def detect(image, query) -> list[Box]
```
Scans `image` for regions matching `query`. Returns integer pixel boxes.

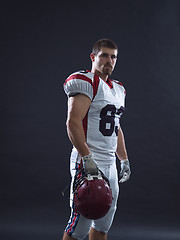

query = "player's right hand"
[82,154,99,175]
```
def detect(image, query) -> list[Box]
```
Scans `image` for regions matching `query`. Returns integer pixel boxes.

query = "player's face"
[91,47,118,77]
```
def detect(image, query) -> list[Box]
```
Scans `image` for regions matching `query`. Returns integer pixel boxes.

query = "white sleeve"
[64,73,93,100]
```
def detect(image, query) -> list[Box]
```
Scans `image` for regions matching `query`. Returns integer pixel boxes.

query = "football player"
[62,39,131,240]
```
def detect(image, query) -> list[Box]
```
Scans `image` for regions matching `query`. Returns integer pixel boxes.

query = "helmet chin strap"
[61,167,110,198]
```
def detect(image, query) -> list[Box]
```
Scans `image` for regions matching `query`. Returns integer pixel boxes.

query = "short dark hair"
[92,39,118,55]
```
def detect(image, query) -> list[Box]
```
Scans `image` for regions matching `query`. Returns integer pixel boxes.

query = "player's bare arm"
[66,93,91,157]
[116,126,131,183]
[116,125,128,160]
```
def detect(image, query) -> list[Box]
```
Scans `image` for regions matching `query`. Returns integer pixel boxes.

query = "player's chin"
[103,67,113,76]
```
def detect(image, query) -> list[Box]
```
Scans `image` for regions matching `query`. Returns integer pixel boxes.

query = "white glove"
[82,154,98,175]
[119,159,131,183]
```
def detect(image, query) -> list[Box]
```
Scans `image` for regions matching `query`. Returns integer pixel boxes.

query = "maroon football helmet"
[73,171,112,220]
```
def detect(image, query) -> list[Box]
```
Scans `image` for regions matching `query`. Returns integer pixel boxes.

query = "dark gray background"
[1,0,180,239]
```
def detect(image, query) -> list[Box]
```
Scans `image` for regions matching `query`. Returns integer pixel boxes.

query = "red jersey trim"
[92,74,100,100]
[106,79,113,89]
[111,79,126,94]
[82,75,100,137]
[111,79,124,86]
[64,74,93,86]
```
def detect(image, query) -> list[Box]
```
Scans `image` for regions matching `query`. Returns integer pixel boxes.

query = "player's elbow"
[66,118,72,131]
[66,117,78,131]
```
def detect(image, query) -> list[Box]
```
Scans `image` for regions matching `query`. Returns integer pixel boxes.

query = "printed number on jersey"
[99,104,124,136]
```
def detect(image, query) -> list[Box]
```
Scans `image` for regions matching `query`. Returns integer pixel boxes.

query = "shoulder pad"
[64,70,94,100]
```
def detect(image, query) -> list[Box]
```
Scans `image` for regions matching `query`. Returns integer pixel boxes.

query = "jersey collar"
[87,70,113,89]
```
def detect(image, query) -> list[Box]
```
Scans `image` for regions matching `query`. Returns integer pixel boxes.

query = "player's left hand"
[119,159,131,183]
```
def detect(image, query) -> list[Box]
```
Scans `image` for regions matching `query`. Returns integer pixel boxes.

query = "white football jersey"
[64,70,126,165]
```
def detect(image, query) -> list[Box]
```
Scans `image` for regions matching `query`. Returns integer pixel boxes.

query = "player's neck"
[91,69,108,81]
